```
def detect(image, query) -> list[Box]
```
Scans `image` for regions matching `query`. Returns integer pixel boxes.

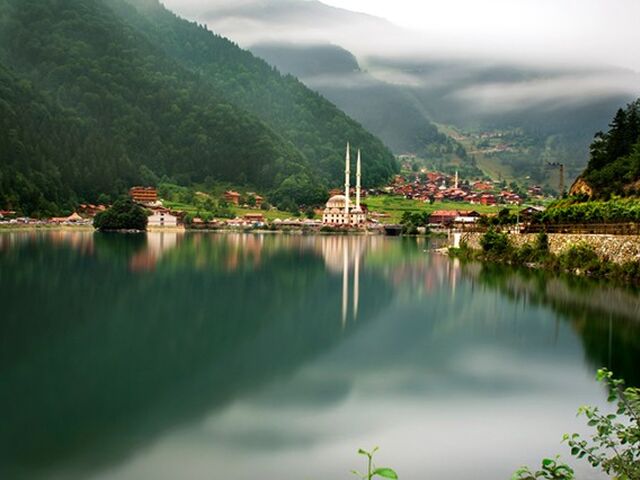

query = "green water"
[1,231,638,480]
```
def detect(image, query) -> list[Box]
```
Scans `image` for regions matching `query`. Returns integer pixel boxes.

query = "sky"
[162,0,640,107]
[320,0,640,71]
[163,0,640,71]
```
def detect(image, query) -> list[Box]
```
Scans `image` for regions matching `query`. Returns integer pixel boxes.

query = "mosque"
[322,143,366,227]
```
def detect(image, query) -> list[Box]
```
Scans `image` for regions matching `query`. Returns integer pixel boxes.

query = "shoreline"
[448,231,640,287]
[0,224,95,231]
[0,224,389,236]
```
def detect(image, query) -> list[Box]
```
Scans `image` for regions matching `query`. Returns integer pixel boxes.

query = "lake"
[1,231,639,480]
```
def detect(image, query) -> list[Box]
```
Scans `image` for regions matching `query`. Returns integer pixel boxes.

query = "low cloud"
[450,71,640,113]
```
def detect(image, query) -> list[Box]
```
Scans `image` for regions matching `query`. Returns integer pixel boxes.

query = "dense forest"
[0,0,397,216]
[578,99,640,197]
[0,64,107,215]
[113,0,397,184]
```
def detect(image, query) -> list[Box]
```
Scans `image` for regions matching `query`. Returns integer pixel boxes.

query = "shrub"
[557,242,600,274]
[402,223,418,235]
[564,369,640,479]
[515,368,640,480]
[512,456,574,480]
[93,198,147,231]
[535,232,549,253]
[512,242,537,264]
[480,228,511,258]
[305,207,315,219]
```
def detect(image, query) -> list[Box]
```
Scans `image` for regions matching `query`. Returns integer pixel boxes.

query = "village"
[386,167,545,206]
[0,169,550,232]
[0,147,550,232]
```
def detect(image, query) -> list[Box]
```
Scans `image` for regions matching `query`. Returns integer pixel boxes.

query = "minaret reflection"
[353,252,360,320]
[342,241,349,327]
[319,236,369,328]
[450,257,460,299]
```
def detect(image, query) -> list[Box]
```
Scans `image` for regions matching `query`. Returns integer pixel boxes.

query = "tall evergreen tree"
[581,99,640,197]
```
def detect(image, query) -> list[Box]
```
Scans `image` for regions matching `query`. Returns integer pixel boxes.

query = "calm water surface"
[1,231,639,480]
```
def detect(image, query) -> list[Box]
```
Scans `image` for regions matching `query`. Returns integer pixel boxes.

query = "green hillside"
[111,0,397,186]
[0,0,397,215]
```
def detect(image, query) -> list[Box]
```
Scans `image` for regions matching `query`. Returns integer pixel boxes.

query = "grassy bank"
[364,195,517,223]
[449,229,640,285]
[161,200,298,221]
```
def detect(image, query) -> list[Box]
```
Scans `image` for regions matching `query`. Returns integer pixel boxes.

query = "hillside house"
[148,210,178,228]
[130,186,158,206]
[224,191,241,205]
[429,210,459,225]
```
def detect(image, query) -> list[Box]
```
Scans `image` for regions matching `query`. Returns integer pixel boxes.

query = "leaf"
[373,467,398,479]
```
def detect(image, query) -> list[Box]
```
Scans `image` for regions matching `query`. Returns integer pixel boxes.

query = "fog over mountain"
[162,0,639,117]
[163,0,640,183]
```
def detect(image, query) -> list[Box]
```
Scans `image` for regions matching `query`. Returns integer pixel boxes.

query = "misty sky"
[321,0,640,71]
[161,0,639,109]
[164,0,640,72]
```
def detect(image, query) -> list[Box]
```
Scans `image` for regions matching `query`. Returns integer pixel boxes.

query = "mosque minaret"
[322,142,366,227]
[344,143,350,218]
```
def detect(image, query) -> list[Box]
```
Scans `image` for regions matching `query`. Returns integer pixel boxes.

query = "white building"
[148,210,178,228]
[322,143,366,227]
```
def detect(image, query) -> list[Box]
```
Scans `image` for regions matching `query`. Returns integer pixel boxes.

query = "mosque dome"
[326,195,347,208]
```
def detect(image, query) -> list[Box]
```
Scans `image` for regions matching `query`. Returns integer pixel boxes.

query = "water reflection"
[460,263,640,386]
[0,232,393,479]
[0,232,638,480]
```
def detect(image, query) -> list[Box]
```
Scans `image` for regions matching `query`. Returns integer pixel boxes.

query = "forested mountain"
[0,0,397,215]
[572,99,640,198]
[112,0,396,185]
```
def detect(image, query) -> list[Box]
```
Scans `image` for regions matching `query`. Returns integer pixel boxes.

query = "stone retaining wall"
[459,232,640,264]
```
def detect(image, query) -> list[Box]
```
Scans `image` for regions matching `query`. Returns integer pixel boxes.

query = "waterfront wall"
[459,232,640,264]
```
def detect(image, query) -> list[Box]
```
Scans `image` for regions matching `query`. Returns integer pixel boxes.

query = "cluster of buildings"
[128,187,179,228]
[0,209,93,226]
[388,172,526,206]
[429,210,482,226]
[223,190,264,208]
[129,187,276,230]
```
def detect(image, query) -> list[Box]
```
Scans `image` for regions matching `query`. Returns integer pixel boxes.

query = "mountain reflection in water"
[0,231,637,480]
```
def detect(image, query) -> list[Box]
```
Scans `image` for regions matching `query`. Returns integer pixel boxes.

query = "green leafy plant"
[480,228,512,258]
[563,368,640,479]
[512,456,575,480]
[351,447,398,480]
[93,198,148,231]
[514,369,640,480]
